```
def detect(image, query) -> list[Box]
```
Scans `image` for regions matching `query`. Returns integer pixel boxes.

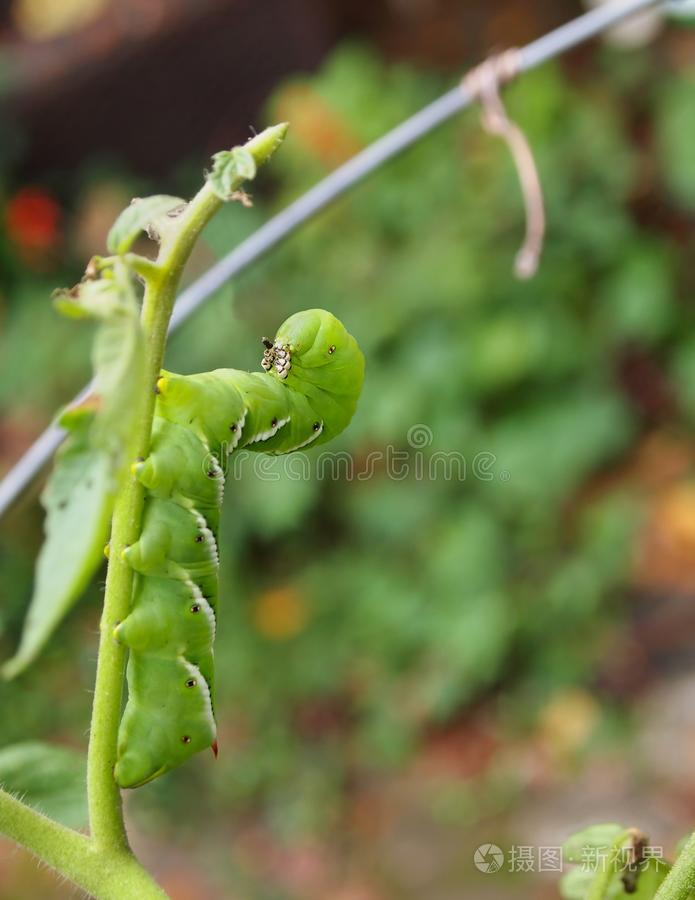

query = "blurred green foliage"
[2,44,695,849]
[0,741,87,829]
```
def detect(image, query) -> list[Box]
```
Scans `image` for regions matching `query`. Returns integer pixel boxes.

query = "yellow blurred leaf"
[12,0,109,41]
[253,586,308,640]
[537,688,600,759]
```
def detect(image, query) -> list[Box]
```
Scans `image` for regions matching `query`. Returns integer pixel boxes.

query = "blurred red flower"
[6,187,61,251]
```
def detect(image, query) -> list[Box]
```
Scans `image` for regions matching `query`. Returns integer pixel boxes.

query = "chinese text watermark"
[472,844,664,875]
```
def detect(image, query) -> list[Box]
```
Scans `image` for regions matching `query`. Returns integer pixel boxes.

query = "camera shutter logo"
[474,843,505,874]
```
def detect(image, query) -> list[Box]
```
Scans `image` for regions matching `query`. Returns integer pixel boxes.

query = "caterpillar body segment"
[115,654,216,789]
[133,418,224,513]
[114,310,364,788]
[114,576,216,656]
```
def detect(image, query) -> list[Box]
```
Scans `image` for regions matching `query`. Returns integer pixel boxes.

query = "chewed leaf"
[6,262,142,678]
[207,125,291,203]
[55,262,144,454]
[92,316,144,451]
[90,297,144,453]
[208,147,258,200]
[106,194,186,254]
[0,742,87,828]
[4,263,142,677]
[54,274,130,321]
[563,824,627,865]
[3,415,114,679]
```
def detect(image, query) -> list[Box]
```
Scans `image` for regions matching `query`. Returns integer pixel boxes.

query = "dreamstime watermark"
[472,843,665,875]
[202,424,511,483]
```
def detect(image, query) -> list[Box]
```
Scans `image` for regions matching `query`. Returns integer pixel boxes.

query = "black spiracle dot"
[185,678,197,688]
[195,534,204,543]
[207,469,216,478]
[229,423,237,432]
[271,417,278,428]
[181,735,192,744]
[313,422,321,432]
[328,345,336,354]
[190,604,201,613]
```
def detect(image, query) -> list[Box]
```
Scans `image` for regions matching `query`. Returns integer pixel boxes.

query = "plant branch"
[0,787,165,899]
[85,124,288,856]
[655,833,695,900]
[0,787,91,880]
[0,123,287,899]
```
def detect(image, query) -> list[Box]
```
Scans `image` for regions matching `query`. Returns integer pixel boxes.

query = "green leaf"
[561,856,670,900]
[563,824,627,865]
[4,262,143,678]
[54,263,144,453]
[0,742,87,829]
[106,194,186,254]
[54,274,126,320]
[208,147,258,200]
[562,825,669,900]
[2,415,113,679]
[90,298,144,452]
[630,857,671,898]
[597,243,675,345]
[559,865,596,900]
[656,70,695,211]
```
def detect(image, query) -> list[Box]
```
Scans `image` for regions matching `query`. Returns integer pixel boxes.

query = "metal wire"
[0,0,665,519]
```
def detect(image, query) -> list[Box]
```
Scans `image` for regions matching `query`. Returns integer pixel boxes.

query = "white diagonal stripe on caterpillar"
[189,507,219,566]
[206,452,225,505]
[278,421,324,452]
[247,415,290,444]
[184,578,216,639]
[228,409,248,452]
[180,657,216,736]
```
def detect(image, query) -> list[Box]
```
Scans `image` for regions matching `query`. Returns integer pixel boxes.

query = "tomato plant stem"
[0,124,287,900]
[655,833,695,900]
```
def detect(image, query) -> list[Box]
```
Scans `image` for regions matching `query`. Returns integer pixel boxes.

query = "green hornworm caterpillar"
[114,309,364,788]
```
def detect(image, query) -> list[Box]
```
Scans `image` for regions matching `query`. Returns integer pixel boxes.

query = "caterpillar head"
[262,309,365,444]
